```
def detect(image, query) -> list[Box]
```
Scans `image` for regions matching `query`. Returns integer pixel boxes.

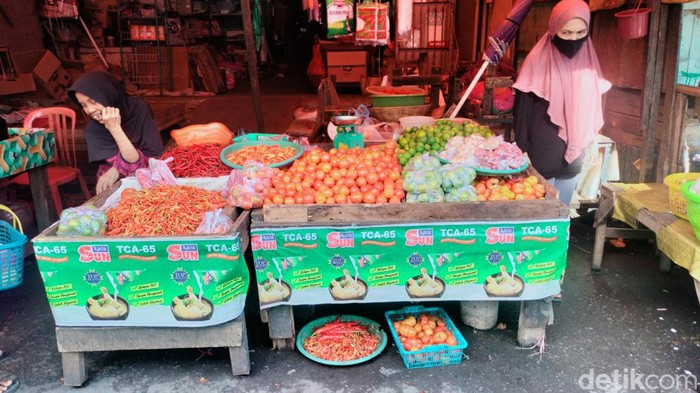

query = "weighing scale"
[330,116,364,149]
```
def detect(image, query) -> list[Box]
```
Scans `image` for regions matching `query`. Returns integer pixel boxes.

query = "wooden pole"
[241,0,265,132]
[638,0,668,183]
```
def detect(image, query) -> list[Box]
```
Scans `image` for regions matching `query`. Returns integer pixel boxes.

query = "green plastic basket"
[220,140,303,169]
[296,314,387,366]
[385,306,468,369]
[232,133,288,143]
[680,181,700,240]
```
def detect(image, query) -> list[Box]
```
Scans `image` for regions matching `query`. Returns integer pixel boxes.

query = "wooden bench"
[56,315,250,386]
[592,183,700,303]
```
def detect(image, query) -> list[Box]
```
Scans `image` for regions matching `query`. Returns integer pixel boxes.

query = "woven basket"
[371,104,431,122]
[663,173,700,220]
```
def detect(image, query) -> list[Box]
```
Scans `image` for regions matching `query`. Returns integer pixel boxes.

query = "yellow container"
[663,173,700,220]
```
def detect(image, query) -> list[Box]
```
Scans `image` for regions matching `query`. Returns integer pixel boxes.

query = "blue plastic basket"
[0,219,28,291]
[385,306,468,369]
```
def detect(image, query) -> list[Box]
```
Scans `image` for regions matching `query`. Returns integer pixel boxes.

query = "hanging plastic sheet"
[253,0,263,51]
[355,1,389,46]
[396,0,413,42]
[326,0,355,37]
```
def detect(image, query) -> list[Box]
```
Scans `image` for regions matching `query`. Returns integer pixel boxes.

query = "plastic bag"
[226,162,274,209]
[355,2,390,46]
[403,170,443,193]
[445,185,478,202]
[406,189,445,203]
[135,157,178,188]
[438,164,477,191]
[56,205,108,237]
[326,0,355,38]
[195,208,235,235]
[307,42,326,88]
[403,153,442,174]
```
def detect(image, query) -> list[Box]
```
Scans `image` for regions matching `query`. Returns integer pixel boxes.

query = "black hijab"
[67,71,163,162]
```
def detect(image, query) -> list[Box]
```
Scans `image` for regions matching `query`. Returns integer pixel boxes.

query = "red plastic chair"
[12,107,92,215]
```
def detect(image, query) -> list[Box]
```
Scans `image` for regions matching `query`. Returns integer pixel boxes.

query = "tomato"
[271,194,284,204]
[376,195,388,204]
[366,172,379,185]
[319,162,332,173]
[363,192,376,204]
[349,192,363,204]
[356,177,368,187]
[301,194,315,204]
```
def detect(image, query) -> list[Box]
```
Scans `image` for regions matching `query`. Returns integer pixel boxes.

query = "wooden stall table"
[591,183,700,303]
[0,128,59,231]
[251,169,570,349]
[33,179,252,386]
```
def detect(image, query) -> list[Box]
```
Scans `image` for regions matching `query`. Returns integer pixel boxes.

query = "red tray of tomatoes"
[385,305,468,369]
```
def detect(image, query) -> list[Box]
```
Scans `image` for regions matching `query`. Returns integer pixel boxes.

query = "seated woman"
[68,71,164,194]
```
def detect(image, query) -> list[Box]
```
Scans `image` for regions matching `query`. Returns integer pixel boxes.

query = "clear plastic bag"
[135,157,178,188]
[56,205,108,237]
[194,208,235,235]
[225,162,274,210]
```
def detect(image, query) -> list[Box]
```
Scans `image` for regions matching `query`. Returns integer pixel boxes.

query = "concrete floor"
[2,81,699,392]
[1,217,699,392]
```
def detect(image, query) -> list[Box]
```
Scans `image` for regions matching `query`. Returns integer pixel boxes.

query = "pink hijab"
[513,0,611,163]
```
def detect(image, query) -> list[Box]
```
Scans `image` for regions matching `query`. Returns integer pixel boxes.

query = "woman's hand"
[101,106,122,134]
[96,167,120,194]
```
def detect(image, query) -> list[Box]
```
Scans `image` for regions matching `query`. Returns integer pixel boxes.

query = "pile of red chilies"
[160,144,232,178]
[303,317,379,361]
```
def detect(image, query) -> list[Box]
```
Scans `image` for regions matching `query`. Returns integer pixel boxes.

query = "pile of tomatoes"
[264,142,406,205]
[474,174,547,201]
[392,313,459,352]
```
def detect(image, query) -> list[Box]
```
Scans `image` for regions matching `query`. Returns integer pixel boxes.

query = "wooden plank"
[593,9,646,89]
[28,165,58,231]
[241,0,264,132]
[55,316,245,352]
[664,92,686,176]
[517,299,551,347]
[258,199,568,225]
[229,320,251,375]
[638,0,668,182]
[604,88,643,117]
[61,352,86,387]
[677,84,700,97]
[267,305,295,351]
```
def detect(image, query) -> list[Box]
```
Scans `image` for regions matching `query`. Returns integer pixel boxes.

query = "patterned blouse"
[96,151,149,178]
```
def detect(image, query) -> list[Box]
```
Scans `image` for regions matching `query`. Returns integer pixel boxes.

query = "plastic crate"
[385,306,468,369]
[0,220,27,291]
[663,173,700,220]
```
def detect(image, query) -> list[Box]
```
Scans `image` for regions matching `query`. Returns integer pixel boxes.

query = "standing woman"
[513,0,611,205]
[68,71,164,194]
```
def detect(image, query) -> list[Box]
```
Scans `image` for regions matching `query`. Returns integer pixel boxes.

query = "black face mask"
[552,35,587,59]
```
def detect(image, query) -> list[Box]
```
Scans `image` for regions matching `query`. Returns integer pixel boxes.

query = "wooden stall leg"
[659,253,673,272]
[229,319,251,376]
[591,223,608,271]
[517,299,552,347]
[591,186,615,271]
[61,352,87,387]
[267,305,295,351]
[459,301,499,330]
